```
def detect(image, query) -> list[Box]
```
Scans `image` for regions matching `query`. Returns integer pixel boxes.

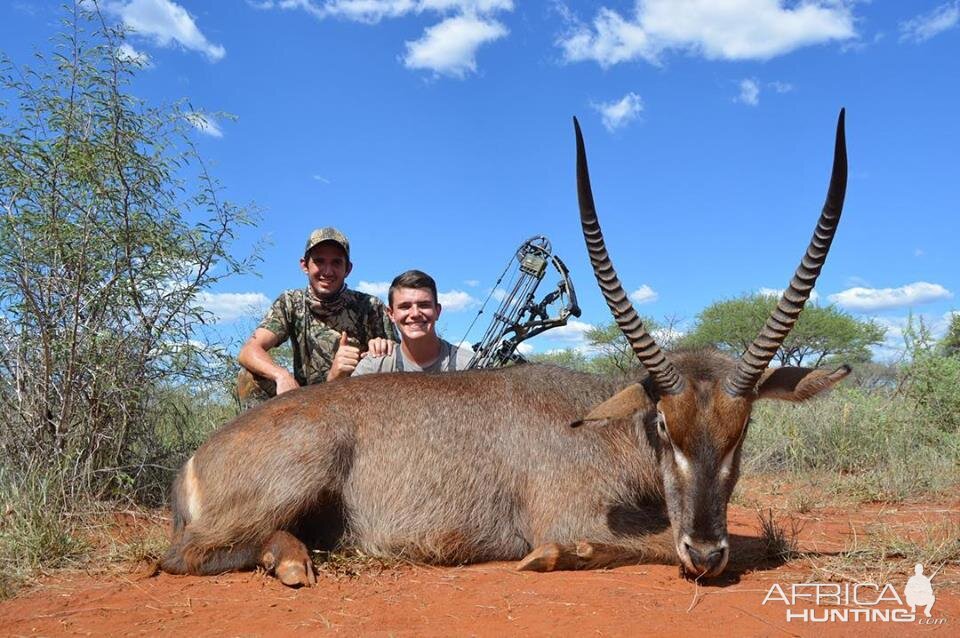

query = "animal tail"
[160,532,262,575]
[161,456,263,575]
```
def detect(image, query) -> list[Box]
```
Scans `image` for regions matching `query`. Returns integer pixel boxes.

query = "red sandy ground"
[2,501,957,637]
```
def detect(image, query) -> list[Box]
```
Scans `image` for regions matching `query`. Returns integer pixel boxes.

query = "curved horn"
[574,117,684,396]
[725,109,848,397]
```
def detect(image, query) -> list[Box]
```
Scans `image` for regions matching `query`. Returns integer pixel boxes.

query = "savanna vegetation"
[1,5,957,600]
[0,6,256,596]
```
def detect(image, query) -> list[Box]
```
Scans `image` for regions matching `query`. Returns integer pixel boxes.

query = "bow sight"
[466,236,580,369]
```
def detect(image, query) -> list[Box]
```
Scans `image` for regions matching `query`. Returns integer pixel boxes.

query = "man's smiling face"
[388,287,441,342]
[300,242,351,298]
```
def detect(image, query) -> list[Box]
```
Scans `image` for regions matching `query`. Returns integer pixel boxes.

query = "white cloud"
[558,0,856,68]
[869,310,958,360]
[757,287,820,302]
[438,289,478,311]
[357,280,391,300]
[402,14,507,77]
[273,0,513,22]
[464,279,480,287]
[105,0,226,62]
[629,284,658,304]
[736,78,760,106]
[420,0,513,13]
[900,1,959,43]
[592,92,644,132]
[116,42,153,67]
[261,1,513,76]
[185,112,223,138]
[546,319,594,343]
[199,292,270,323]
[278,0,417,23]
[492,287,508,301]
[768,80,793,93]
[828,282,953,312]
[516,342,534,355]
[558,7,655,67]
[312,175,331,183]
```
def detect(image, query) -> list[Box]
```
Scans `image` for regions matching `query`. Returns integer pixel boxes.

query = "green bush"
[903,352,960,434]
[0,5,256,500]
[745,385,959,500]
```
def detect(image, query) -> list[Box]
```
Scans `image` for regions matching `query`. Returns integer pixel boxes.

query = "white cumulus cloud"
[828,282,953,312]
[516,342,534,355]
[402,14,507,77]
[116,42,153,67]
[900,1,959,43]
[261,1,513,76]
[357,280,391,300]
[185,112,223,138]
[592,92,644,131]
[629,284,658,304]
[736,78,760,106]
[199,292,270,323]
[558,0,856,68]
[438,289,478,311]
[546,319,594,343]
[104,0,226,61]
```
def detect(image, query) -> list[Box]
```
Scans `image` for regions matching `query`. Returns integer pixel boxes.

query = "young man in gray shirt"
[353,270,473,375]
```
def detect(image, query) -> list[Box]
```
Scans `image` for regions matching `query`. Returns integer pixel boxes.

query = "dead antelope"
[160,111,850,585]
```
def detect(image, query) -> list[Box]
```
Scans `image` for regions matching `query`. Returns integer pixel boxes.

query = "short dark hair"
[388,270,438,307]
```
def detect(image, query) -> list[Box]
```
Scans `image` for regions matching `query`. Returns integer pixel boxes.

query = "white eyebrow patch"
[719,420,748,481]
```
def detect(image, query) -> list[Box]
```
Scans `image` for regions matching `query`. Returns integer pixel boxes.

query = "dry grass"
[756,508,803,563]
[805,518,960,587]
[310,549,405,580]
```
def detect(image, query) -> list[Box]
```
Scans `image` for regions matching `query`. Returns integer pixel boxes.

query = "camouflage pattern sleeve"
[257,291,293,342]
[370,295,399,343]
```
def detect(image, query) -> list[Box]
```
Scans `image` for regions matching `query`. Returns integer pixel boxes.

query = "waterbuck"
[161,111,850,586]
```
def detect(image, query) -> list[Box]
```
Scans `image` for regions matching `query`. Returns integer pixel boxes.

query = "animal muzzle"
[678,535,729,578]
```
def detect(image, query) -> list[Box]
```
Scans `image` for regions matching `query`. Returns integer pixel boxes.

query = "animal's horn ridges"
[575,117,685,396]
[726,109,847,397]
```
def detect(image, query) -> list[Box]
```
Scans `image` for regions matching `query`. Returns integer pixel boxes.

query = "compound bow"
[465,236,580,369]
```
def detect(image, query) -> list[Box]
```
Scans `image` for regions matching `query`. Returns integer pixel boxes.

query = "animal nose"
[684,540,727,575]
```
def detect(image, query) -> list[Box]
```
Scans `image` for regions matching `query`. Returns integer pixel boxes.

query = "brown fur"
[161,353,848,584]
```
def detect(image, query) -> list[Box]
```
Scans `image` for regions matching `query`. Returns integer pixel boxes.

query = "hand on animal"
[327,331,361,380]
[364,337,395,359]
[274,370,300,395]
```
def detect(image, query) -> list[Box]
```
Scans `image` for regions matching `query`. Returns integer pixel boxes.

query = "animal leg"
[260,530,317,587]
[517,540,652,572]
[517,543,579,572]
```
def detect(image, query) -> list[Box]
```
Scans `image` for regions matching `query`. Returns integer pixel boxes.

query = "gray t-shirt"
[353,338,474,375]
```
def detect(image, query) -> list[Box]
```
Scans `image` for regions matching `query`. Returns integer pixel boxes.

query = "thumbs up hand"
[327,331,361,381]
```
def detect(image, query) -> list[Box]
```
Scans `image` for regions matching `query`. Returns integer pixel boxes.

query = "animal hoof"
[276,558,316,587]
[517,544,561,572]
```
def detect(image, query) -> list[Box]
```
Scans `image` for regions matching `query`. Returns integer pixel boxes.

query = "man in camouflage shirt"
[237,227,398,407]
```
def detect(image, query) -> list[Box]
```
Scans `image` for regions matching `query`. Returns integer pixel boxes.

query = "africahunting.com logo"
[762,563,946,624]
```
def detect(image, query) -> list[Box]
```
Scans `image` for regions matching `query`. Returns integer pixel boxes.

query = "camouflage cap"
[304,227,350,260]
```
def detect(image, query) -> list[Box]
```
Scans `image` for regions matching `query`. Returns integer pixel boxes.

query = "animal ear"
[756,365,851,402]
[572,383,653,427]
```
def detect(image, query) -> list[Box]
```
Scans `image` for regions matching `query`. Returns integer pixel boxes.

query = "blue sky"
[3,1,958,359]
